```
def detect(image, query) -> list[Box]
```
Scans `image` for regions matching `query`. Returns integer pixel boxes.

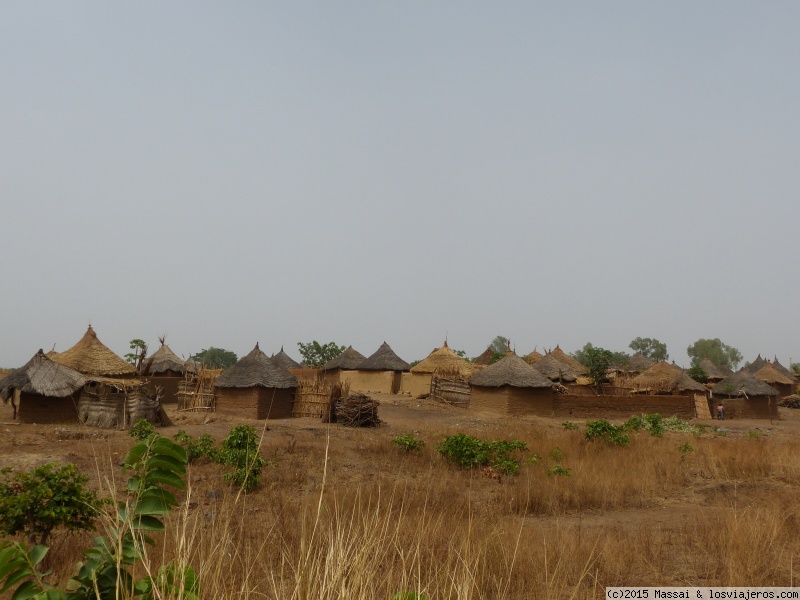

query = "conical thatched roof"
[548,346,589,376]
[184,357,199,374]
[630,361,707,394]
[531,354,577,382]
[53,326,137,377]
[754,364,795,386]
[358,342,410,372]
[469,353,553,388]
[142,343,185,376]
[271,346,301,370]
[771,357,797,382]
[473,346,495,366]
[44,346,59,359]
[321,346,365,371]
[714,370,777,397]
[627,353,654,373]
[522,348,543,365]
[698,359,733,381]
[745,355,768,374]
[215,344,297,389]
[410,341,473,376]
[1,350,86,402]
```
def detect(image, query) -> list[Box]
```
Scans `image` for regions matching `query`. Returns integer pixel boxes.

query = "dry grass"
[5,416,800,598]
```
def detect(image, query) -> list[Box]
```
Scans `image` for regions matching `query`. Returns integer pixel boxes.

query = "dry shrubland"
[5,409,800,599]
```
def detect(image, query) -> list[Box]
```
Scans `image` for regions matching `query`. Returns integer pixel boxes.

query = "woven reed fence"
[177,367,219,411]
[78,380,160,429]
[293,378,349,420]
[430,374,470,408]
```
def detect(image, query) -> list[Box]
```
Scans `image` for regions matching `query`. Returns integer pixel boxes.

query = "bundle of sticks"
[334,393,381,427]
[779,394,800,409]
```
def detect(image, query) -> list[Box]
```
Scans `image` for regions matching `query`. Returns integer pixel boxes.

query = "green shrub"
[129,418,156,440]
[436,434,528,475]
[392,434,425,454]
[562,421,579,431]
[678,442,695,453]
[584,420,630,446]
[218,425,266,493]
[549,447,565,461]
[174,430,218,463]
[548,465,572,477]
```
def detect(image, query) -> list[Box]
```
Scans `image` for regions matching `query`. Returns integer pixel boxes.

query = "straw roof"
[714,370,777,397]
[745,355,768,374]
[184,357,199,374]
[532,354,577,382]
[53,326,137,377]
[548,346,588,376]
[1,350,87,402]
[410,341,473,376]
[142,343,185,376]
[321,346,366,371]
[630,361,707,394]
[215,344,297,389]
[522,348,543,365]
[358,342,410,372]
[271,346,302,370]
[698,359,733,381]
[469,353,553,388]
[627,353,654,373]
[771,357,797,381]
[473,347,495,366]
[754,364,795,386]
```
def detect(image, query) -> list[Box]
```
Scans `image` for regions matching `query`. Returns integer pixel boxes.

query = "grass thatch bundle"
[469,353,553,388]
[215,344,297,389]
[0,350,86,402]
[53,326,136,377]
[334,393,380,427]
[358,342,410,372]
[631,362,707,394]
[321,346,366,371]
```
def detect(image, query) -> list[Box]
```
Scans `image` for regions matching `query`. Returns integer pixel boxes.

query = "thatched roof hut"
[713,370,777,398]
[712,369,778,418]
[698,359,733,382]
[745,355,768,374]
[468,353,553,416]
[473,346,495,366]
[321,346,366,371]
[78,377,161,429]
[469,353,553,389]
[271,346,302,370]
[358,342,410,372]
[215,344,297,419]
[522,348,544,366]
[548,346,588,376]
[630,361,707,395]
[53,326,136,377]
[1,350,86,423]
[184,357,199,375]
[141,343,185,376]
[627,353,654,374]
[410,341,472,377]
[753,364,795,399]
[771,357,797,382]
[531,354,577,383]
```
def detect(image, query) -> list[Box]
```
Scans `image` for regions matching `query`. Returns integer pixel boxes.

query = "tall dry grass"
[13,423,800,599]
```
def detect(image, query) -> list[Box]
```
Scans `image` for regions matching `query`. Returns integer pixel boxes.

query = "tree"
[124,339,148,368]
[0,463,103,546]
[584,346,614,392]
[686,366,708,383]
[628,337,668,362]
[792,362,800,376]
[296,341,345,368]
[486,336,510,364]
[572,343,629,369]
[686,338,743,370]
[193,347,238,369]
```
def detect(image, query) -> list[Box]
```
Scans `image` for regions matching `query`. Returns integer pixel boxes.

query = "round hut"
[698,359,733,384]
[52,326,137,378]
[0,350,86,423]
[627,353,654,375]
[770,357,797,383]
[473,346,495,366]
[744,355,769,374]
[712,370,778,419]
[547,345,589,377]
[214,343,298,419]
[468,352,554,416]
[531,354,578,384]
[630,362,707,395]
[522,348,544,366]
[141,339,187,404]
[350,342,410,394]
[753,364,795,399]
[321,346,366,386]
[271,346,302,371]
[402,340,474,398]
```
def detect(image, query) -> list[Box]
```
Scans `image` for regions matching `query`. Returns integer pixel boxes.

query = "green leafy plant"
[561,421,579,431]
[392,434,425,454]
[129,418,156,440]
[548,465,572,477]
[296,341,346,368]
[0,463,104,547]
[436,434,528,476]
[527,454,542,465]
[217,425,266,493]
[678,442,695,454]
[549,447,565,461]
[174,430,218,463]
[585,420,630,446]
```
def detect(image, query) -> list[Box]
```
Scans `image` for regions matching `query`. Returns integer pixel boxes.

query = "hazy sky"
[2,2,799,368]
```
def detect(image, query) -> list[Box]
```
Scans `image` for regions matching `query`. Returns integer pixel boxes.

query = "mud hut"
[548,346,589,377]
[321,346,366,386]
[771,357,797,383]
[402,341,474,397]
[0,350,86,423]
[53,326,136,378]
[531,354,577,383]
[753,364,795,399]
[271,346,302,371]
[630,362,707,395]
[214,343,298,419]
[140,340,187,404]
[469,353,553,416]
[349,342,410,394]
[712,370,778,419]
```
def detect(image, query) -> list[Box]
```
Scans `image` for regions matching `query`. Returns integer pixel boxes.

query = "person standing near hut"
[716,402,725,420]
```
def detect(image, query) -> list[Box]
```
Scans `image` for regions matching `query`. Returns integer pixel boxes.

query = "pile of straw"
[334,393,380,427]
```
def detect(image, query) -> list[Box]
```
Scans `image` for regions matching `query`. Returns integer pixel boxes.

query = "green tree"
[584,346,614,392]
[296,341,346,368]
[686,366,708,383]
[686,338,743,370]
[124,339,148,368]
[0,463,103,546]
[572,343,629,369]
[628,337,668,361]
[192,347,238,369]
[791,362,800,376]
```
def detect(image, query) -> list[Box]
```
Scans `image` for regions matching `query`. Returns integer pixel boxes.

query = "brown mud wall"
[215,387,295,419]
[553,394,696,420]
[17,392,80,424]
